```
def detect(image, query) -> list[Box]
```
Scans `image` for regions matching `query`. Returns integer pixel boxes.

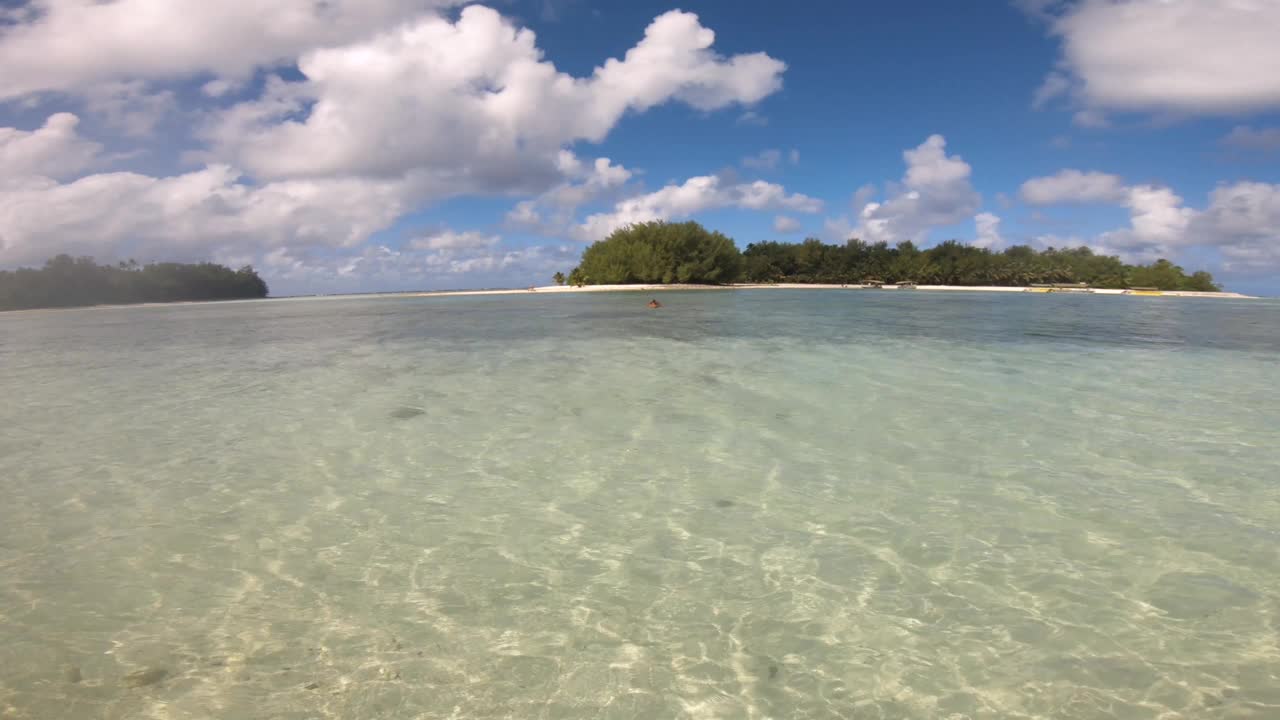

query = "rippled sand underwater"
[2,291,1279,719]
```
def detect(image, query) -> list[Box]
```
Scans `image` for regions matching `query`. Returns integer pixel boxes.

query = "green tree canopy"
[569,221,742,285]
[738,238,1220,291]
[0,255,270,311]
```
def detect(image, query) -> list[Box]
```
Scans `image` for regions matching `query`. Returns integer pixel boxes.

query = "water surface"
[2,291,1278,719]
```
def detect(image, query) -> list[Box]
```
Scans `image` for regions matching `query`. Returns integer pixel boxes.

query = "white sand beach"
[408,283,1255,299]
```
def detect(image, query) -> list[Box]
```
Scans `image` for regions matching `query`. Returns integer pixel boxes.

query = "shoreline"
[1,283,1258,314]
[407,283,1257,300]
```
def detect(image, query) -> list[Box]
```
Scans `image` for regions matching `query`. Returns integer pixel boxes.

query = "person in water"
[647,299,662,309]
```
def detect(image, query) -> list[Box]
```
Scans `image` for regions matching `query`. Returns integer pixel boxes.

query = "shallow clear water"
[2,290,1279,719]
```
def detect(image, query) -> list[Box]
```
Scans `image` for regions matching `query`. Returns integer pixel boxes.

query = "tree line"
[559,221,1221,291]
[0,255,270,311]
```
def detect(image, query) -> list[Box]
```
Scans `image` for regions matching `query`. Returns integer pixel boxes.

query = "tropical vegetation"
[563,222,1221,291]
[0,255,270,311]
[567,221,741,285]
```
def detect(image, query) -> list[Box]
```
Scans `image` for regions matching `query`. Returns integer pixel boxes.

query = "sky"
[2,0,1279,296]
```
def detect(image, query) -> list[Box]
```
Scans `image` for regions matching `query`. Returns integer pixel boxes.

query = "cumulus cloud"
[1190,182,1280,270]
[1019,169,1127,205]
[0,0,468,100]
[851,134,981,244]
[850,184,878,217]
[1099,185,1194,257]
[577,175,822,241]
[1021,168,1193,258]
[773,215,802,234]
[1020,167,1280,269]
[83,82,177,137]
[0,7,787,286]
[203,7,785,187]
[0,162,419,266]
[0,113,102,186]
[506,152,635,235]
[973,213,1004,249]
[1035,0,1280,116]
[540,154,634,211]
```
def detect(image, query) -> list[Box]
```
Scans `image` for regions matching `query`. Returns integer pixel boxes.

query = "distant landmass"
[559,221,1221,292]
[0,255,269,311]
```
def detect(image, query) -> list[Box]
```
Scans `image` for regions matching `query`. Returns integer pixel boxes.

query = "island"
[557,221,1223,292]
[0,255,270,311]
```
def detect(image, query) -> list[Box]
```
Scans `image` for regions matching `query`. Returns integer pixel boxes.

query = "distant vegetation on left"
[0,255,269,311]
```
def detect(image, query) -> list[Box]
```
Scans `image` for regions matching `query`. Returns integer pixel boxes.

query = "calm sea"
[2,290,1278,719]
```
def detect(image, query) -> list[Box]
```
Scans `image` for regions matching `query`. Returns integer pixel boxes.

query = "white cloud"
[0,7,786,287]
[1190,182,1280,270]
[789,149,800,165]
[0,113,102,187]
[507,201,544,229]
[850,184,878,217]
[738,181,822,212]
[1222,126,1280,153]
[258,242,580,294]
[204,7,785,187]
[1100,185,1194,256]
[773,215,801,234]
[577,175,821,241]
[0,162,419,266]
[1038,0,1280,116]
[1020,167,1280,269]
[973,212,1004,249]
[408,230,501,251]
[438,245,557,275]
[1020,169,1127,205]
[506,152,635,235]
[1021,168,1193,258]
[852,134,981,243]
[542,154,634,209]
[0,0,468,100]
[84,81,177,136]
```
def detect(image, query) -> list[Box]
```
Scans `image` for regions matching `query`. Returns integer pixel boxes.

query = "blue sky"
[2,0,1279,295]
